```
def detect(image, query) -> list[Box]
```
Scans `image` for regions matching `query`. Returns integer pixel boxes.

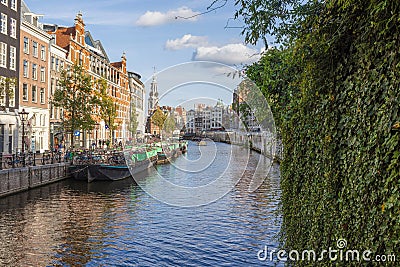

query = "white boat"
[198,140,207,146]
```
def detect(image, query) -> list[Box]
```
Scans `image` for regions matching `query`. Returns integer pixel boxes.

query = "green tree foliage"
[0,76,16,102]
[151,107,167,133]
[163,113,176,136]
[95,78,117,144]
[52,64,97,147]
[234,0,323,45]
[239,0,400,264]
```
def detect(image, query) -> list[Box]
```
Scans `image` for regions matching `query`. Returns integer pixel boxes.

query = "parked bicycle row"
[0,151,67,169]
[72,149,125,166]
[0,148,131,169]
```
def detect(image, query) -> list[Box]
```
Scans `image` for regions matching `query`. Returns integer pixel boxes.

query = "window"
[0,78,5,106]
[50,78,54,95]
[1,0,7,6]
[40,45,45,60]
[40,67,45,82]
[9,46,15,70]
[10,0,16,10]
[40,88,45,104]
[23,37,29,54]
[22,84,28,101]
[10,18,16,38]
[32,64,37,80]
[51,56,55,70]
[32,85,37,102]
[55,58,59,71]
[8,84,14,106]
[32,41,38,57]
[23,60,28,77]
[0,42,6,68]
[0,13,6,35]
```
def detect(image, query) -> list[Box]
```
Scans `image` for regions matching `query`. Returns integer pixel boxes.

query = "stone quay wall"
[204,131,283,162]
[0,163,69,198]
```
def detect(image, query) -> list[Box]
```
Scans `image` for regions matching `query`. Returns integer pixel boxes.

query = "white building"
[185,101,233,134]
[128,71,145,136]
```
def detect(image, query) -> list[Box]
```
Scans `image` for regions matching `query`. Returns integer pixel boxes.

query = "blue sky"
[26,0,264,108]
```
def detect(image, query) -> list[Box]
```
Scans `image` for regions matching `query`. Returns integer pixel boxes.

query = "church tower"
[148,70,159,115]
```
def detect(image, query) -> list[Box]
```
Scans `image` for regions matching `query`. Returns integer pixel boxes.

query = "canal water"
[0,142,281,266]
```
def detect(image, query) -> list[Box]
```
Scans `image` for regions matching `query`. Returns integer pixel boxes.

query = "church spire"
[148,67,159,115]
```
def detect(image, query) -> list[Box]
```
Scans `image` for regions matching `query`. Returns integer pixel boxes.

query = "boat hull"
[70,157,156,182]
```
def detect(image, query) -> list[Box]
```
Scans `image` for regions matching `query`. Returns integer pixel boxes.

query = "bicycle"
[2,153,34,168]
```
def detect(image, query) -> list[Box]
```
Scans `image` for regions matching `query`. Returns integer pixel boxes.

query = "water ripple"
[0,143,282,266]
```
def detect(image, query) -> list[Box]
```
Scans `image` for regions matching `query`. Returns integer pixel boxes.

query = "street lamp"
[19,109,29,165]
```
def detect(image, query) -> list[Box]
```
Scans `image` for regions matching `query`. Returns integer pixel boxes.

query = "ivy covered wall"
[245,0,399,265]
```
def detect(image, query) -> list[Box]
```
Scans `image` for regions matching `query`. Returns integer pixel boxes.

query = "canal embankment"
[203,131,283,162]
[0,163,69,198]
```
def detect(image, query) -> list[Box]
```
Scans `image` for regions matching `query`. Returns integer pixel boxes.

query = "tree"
[0,76,16,105]
[52,64,97,148]
[151,107,167,135]
[163,113,176,136]
[95,78,117,145]
[233,0,323,45]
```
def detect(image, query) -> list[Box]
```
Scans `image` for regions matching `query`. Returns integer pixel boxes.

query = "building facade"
[185,101,233,134]
[19,2,51,153]
[128,71,145,136]
[44,13,134,148]
[0,0,20,154]
[48,38,71,150]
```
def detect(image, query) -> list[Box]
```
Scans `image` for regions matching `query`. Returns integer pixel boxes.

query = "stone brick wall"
[0,163,69,197]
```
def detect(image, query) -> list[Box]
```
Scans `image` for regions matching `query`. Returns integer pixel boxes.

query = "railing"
[0,151,70,170]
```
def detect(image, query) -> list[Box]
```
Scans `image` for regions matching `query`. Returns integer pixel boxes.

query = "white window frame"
[8,83,15,107]
[32,85,37,103]
[10,18,16,38]
[40,88,45,104]
[10,0,16,11]
[1,13,7,35]
[22,83,28,101]
[32,41,38,57]
[40,67,45,82]
[1,0,7,7]
[32,64,37,80]
[40,45,46,60]
[23,37,29,54]
[0,42,7,68]
[9,45,15,70]
[23,60,28,77]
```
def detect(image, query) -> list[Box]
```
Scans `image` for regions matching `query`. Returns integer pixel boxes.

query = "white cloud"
[193,43,262,65]
[165,34,209,50]
[136,7,199,26]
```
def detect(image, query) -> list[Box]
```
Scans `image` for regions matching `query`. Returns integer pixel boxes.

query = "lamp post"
[19,109,29,166]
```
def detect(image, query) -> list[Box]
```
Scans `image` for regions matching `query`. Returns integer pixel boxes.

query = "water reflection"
[0,143,281,266]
